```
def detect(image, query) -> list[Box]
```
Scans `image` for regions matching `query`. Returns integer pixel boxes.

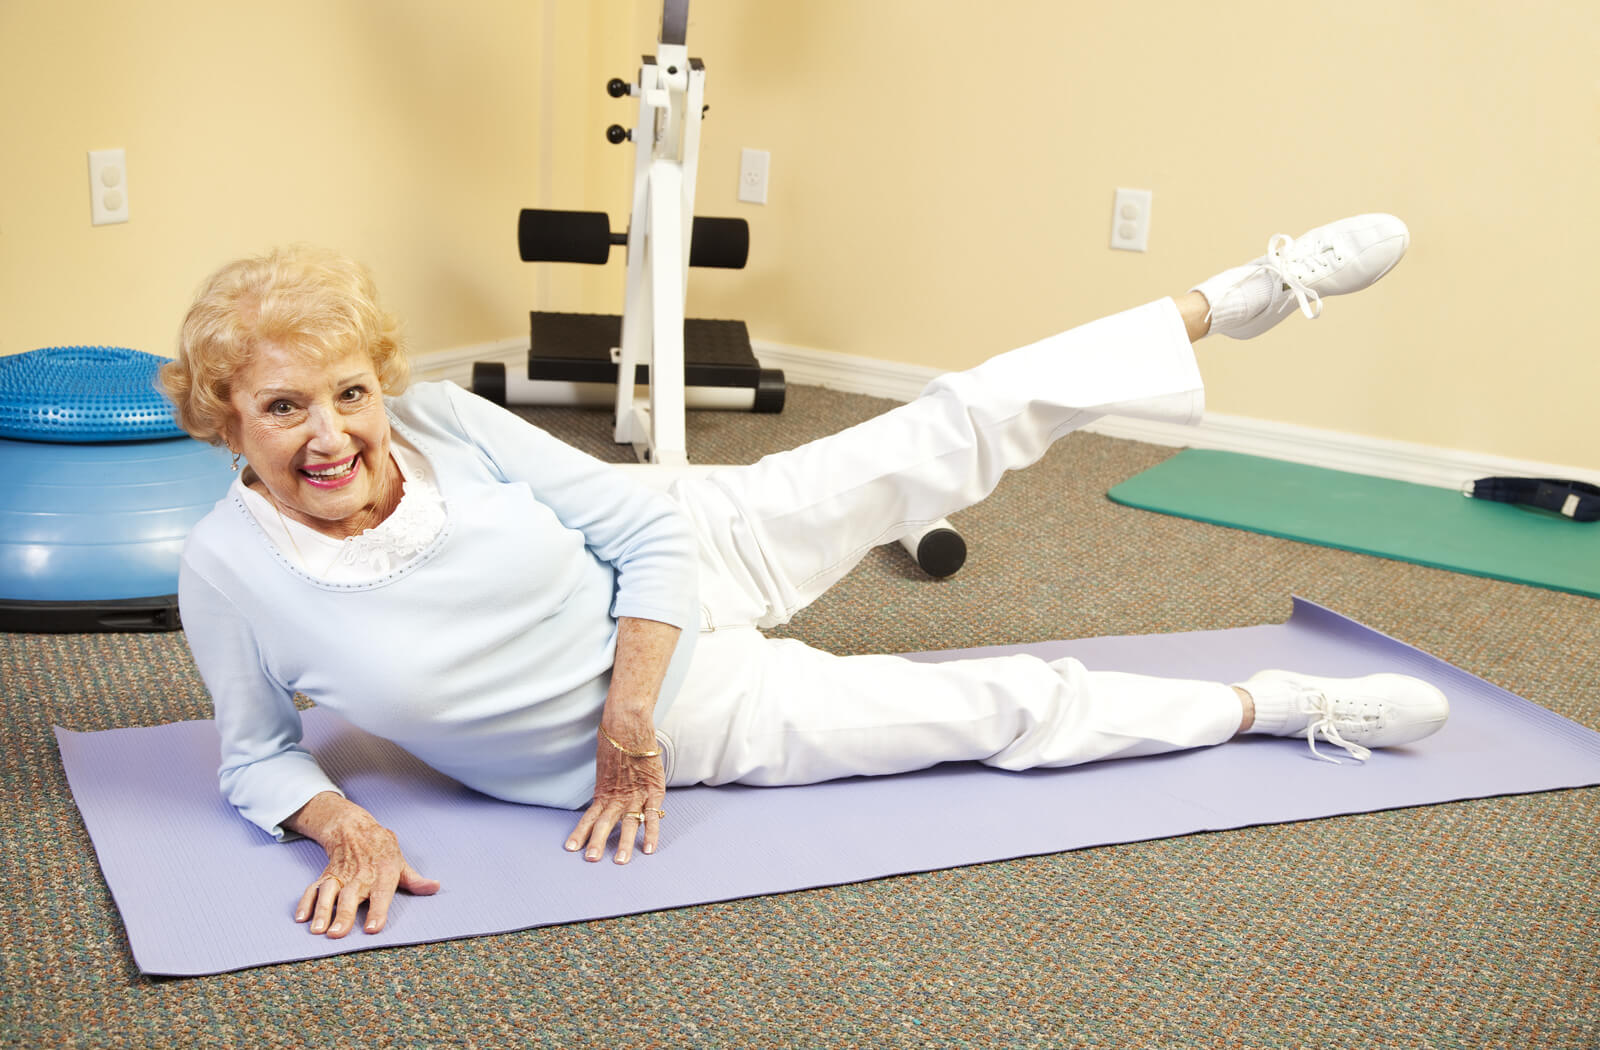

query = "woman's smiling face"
[226,342,395,538]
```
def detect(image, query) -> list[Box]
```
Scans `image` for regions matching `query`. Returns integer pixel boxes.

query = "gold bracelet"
[599,726,662,759]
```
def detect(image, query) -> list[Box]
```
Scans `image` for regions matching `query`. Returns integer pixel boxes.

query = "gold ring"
[624,811,647,822]
[647,808,666,820]
[322,875,344,893]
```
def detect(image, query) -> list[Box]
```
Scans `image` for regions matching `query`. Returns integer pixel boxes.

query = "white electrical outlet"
[1109,187,1151,252]
[89,149,129,226]
[738,148,769,205]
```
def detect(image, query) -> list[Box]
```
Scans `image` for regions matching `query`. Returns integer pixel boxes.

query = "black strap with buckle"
[1462,476,1600,522]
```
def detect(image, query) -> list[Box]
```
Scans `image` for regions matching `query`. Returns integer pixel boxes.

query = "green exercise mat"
[1108,449,1600,598]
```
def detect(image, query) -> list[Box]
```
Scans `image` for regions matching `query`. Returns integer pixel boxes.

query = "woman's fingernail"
[585,849,599,861]
[643,844,654,855]
[366,921,378,933]
[295,909,307,921]
[565,840,579,851]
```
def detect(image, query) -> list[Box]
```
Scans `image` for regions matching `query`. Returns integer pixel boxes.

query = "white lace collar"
[239,438,446,582]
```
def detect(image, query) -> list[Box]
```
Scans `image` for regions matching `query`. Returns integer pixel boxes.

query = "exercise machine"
[475,0,778,468]
[474,1,965,577]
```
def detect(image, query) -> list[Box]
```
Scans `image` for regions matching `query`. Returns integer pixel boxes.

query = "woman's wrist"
[598,722,662,758]
[283,790,369,845]
[600,690,656,722]
[599,700,658,750]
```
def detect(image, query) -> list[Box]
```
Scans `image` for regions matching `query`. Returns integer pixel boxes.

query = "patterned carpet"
[2,384,1596,1048]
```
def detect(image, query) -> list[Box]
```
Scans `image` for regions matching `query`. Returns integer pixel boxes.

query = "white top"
[178,381,701,838]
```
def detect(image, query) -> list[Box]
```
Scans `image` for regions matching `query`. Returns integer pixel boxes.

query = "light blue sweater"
[178,381,700,838]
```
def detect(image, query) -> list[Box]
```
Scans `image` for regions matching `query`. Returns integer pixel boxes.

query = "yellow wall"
[2,0,1596,468]
[0,0,623,360]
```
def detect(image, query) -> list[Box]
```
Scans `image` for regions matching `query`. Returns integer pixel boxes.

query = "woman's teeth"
[303,459,357,479]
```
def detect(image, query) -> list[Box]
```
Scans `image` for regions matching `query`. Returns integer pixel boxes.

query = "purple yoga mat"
[55,599,1600,976]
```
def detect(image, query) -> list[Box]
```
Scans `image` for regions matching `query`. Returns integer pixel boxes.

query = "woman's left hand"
[565,720,667,863]
[564,615,680,864]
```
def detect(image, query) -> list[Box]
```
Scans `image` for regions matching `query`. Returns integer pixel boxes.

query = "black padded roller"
[688,217,749,269]
[519,209,613,264]
[520,209,748,269]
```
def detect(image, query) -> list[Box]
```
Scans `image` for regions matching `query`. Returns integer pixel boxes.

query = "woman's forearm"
[600,615,682,742]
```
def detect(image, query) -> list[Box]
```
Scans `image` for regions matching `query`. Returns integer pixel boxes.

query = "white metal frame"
[591,4,963,573]
[611,27,702,467]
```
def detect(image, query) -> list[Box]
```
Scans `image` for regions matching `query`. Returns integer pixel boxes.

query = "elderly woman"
[164,214,1446,941]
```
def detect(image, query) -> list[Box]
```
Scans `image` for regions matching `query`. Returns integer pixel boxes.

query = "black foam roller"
[915,528,967,579]
[471,361,507,406]
[753,369,785,413]
[519,209,613,264]
[689,217,749,269]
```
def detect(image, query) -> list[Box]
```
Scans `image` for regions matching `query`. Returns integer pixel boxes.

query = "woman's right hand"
[284,791,441,938]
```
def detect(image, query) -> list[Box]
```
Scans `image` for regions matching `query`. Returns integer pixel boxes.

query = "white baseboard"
[414,337,1597,490]
[1078,413,1600,490]
[413,337,528,387]
[751,340,942,402]
[751,339,1599,490]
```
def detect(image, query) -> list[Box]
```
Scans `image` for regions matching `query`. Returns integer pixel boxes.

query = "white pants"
[656,299,1243,788]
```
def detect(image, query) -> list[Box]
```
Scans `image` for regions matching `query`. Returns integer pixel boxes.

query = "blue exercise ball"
[0,346,234,632]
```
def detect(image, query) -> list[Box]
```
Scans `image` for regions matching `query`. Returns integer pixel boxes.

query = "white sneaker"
[1238,669,1449,763]
[1194,213,1410,339]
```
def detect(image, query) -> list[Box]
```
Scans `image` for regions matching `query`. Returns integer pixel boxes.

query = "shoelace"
[1298,689,1374,764]
[1260,234,1324,320]
[1202,234,1330,325]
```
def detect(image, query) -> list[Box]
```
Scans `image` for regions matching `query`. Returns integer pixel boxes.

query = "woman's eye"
[269,400,295,415]
[340,386,366,402]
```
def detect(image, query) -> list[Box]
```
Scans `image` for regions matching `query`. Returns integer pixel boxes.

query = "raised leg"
[671,297,1204,630]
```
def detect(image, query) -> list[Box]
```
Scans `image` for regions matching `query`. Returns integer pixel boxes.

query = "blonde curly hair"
[162,245,410,444]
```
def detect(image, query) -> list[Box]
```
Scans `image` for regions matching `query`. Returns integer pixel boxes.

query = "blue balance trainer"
[0,346,234,632]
